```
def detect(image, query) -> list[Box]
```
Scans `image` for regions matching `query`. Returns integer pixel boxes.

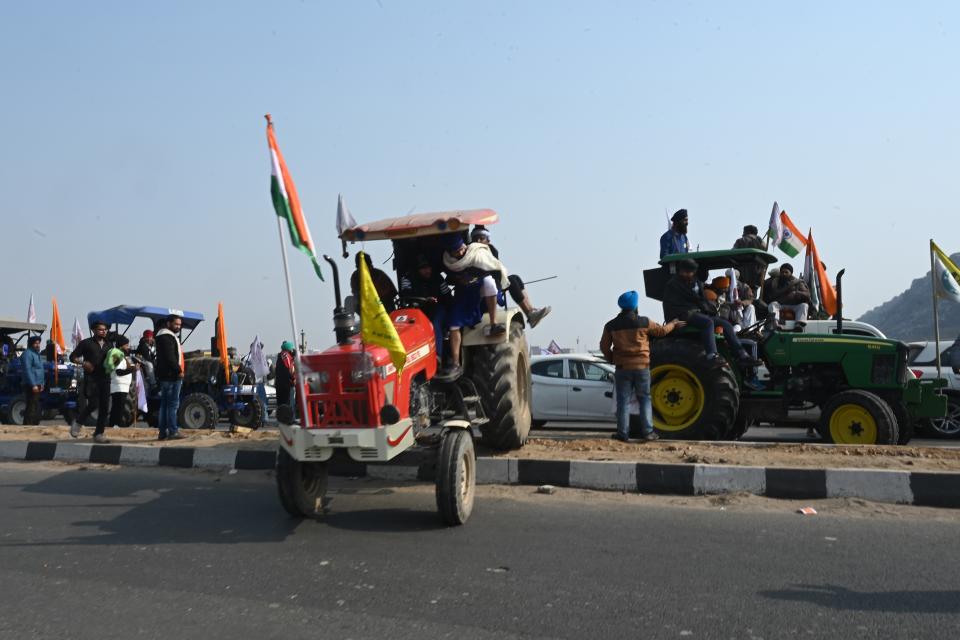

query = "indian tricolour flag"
[266,115,324,280]
[770,210,808,258]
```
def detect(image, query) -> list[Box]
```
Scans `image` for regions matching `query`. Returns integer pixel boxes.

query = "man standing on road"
[20,335,45,425]
[69,321,112,441]
[600,291,685,443]
[155,314,186,441]
[660,209,690,259]
[275,341,297,418]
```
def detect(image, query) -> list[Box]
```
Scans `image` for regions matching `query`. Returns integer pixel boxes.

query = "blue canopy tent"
[86,306,205,344]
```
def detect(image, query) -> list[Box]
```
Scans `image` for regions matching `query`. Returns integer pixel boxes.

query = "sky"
[2,1,958,354]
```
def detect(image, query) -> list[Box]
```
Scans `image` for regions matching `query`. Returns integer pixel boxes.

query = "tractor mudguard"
[904,378,948,419]
[461,307,525,348]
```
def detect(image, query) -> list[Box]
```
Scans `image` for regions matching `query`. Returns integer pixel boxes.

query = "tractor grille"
[871,355,897,385]
[358,447,380,460]
[318,398,370,427]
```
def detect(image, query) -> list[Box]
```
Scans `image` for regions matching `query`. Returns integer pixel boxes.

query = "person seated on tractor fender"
[350,253,398,313]
[708,273,757,332]
[662,259,762,368]
[600,290,685,442]
[436,271,500,381]
[442,233,507,338]
[399,254,452,362]
[732,225,766,290]
[470,226,551,328]
[762,263,810,325]
[104,335,138,432]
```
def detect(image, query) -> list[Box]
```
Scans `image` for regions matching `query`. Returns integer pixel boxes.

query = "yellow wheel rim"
[651,364,705,431]
[828,404,878,444]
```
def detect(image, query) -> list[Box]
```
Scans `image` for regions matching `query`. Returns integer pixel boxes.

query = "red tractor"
[275,209,532,525]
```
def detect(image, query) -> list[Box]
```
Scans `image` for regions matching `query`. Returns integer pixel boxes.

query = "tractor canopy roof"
[87,306,205,330]
[340,209,498,242]
[0,319,47,336]
[660,248,779,271]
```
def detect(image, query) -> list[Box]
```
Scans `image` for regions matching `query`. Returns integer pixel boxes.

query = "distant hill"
[858,252,960,342]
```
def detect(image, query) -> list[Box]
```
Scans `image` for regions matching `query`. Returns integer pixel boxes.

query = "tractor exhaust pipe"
[323,254,358,345]
[835,268,846,334]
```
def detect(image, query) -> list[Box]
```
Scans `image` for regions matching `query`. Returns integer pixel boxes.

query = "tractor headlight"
[350,352,375,383]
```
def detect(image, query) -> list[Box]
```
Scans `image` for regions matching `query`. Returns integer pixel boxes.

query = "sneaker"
[488,323,506,337]
[158,434,168,441]
[743,377,765,391]
[69,422,82,438]
[642,431,660,442]
[434,364,463,382]
[527,306,552,328]
[737,353,763,367]
[93,434,109,444]
[166,432,186,441]
[611,433,630,443]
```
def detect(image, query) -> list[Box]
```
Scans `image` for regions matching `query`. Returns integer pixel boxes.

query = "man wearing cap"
[20,335,45,425]
[601,291,684,442]
[733,224,766,289]
[663,259,763,367]
[762,263,811,325]
[69,320,112,441]
[660,209,690,259]
[155,314,186,440]
[399,254,453,361]
[470,226,551,328]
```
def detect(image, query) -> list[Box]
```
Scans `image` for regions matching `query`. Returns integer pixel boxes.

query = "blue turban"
[618,290,639,310]
[443,233,465,251]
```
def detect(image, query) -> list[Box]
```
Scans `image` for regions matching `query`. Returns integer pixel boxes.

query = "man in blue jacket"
[20,335,45,425]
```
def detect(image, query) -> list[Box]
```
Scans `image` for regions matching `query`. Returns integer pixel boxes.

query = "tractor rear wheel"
[276,449,327,518]
[649,339,739,441]
[435,429,476,526]
[818,390,899,445]
[231,398,265,429]
[177,393,219,429]
[470,320,532,450]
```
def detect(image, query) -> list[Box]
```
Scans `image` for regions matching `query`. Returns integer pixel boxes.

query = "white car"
[907,340,960,437]
[784,319,886,338]
[531,354,618,427]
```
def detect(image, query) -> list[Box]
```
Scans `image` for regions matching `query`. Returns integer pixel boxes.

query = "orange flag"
[216,302,230,383]
[808,232,838,317]
[50,298,66,355]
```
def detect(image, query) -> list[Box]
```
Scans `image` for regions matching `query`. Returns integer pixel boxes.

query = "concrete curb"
[2,441,959,508]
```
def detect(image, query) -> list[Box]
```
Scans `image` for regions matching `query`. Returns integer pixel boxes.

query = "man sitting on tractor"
[350,253,398,313]
[470,226,551,328]
[762,263,811,325]
[662,258,762,368]
[399,254,453,361]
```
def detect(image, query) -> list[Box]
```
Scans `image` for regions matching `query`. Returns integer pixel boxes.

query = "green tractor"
[643,249,947,445]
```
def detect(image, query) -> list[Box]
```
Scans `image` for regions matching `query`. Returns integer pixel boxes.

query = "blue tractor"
[85,306,265,429]
[0,319,80,425]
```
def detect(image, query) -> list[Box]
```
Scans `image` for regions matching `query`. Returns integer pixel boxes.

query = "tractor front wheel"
[435,429,476,526]
[818,390,898,445]
[276,449,327,518]
[231,398,265,429]
[177,393,219,430]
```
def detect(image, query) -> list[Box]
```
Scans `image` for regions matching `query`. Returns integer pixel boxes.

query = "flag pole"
[930,239,943,379]
[276,215,312,427]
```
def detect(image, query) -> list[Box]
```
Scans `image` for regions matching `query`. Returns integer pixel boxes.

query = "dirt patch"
[0,424,278,450]
[490,438,960,472]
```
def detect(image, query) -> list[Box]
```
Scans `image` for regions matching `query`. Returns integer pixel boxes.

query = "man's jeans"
[687,313,745,357]
[159,380,182,437]
[615,368,653,439]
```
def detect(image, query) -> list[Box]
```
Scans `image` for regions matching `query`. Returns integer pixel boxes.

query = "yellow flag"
[932,241,960,302]
[358,252,406,375]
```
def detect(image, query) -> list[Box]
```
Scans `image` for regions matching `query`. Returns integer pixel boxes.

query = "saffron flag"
[50,298,66,355]
[27,295,37,324]
[807,231,837,316]
[932,241,960,303]
[216,302,230,384]
[265,115,324,280]
[770,210,807,258]
[358,251,406,375]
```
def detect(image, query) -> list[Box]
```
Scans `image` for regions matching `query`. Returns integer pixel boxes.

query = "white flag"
[935,254,960,303]
[246,334,270,380]
[336,194,358,236]
[767,201,783,246]
[71,316,84,349]
[27,295,36,324]
[547,339,562,354]
[135,370,148,412]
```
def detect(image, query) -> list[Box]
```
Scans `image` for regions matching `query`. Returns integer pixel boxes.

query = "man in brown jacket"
[600,291,685,442]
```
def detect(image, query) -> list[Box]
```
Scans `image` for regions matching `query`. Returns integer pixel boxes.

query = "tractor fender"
[461,307,525,348]
[441,419,472,430]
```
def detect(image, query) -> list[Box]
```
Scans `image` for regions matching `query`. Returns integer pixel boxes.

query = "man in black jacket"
[662,259,761,367]
[155,315,186,440]
[69,321,111,441]
[732,225,766,290]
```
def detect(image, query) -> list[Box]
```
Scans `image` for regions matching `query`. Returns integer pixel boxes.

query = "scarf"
[443,243,510,289]
[103,347,126,375]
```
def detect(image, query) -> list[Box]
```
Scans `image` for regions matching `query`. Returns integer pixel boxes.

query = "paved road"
[532,422,960,447]
[2,462,959,639]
